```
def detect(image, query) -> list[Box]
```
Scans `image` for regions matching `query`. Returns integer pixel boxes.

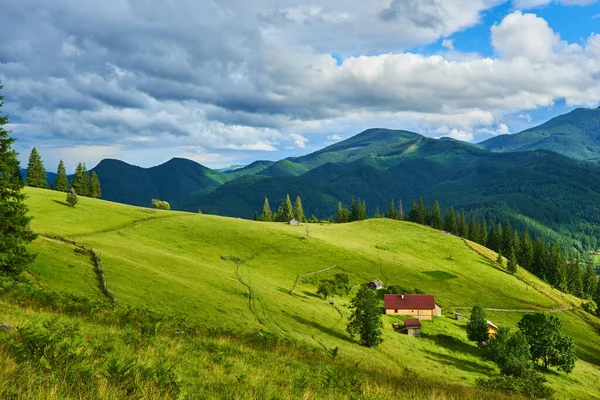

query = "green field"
[2,187,599,399]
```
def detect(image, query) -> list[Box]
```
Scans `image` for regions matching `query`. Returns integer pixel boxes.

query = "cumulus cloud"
[513,0,597,8]
[1,1,600,168]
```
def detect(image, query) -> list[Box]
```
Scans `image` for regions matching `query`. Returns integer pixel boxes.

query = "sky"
[1,0,599,171]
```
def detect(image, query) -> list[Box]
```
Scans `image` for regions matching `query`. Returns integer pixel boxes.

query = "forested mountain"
[79,108,600,250]
[479,107,600,161]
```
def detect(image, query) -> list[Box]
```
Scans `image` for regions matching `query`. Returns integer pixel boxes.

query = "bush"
[66,188,78,207]
[151,199,171,210]
[477,372,554,398]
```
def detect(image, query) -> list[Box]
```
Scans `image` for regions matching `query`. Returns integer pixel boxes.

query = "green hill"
[2,187,598,399]
[479,107,600,161]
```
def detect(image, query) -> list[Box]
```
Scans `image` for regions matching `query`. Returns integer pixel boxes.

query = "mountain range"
[39,106,600,251]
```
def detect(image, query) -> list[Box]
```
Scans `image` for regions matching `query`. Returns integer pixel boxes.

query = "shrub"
[151,199,170,210]
[66,188,78,207]
[477,372,554,398]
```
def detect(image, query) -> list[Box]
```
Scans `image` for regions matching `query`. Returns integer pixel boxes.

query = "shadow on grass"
[53,199,71,207]
[423,333,480,357]
[424,350,495,374]
[292,315,355,344]
[301,290,323,299]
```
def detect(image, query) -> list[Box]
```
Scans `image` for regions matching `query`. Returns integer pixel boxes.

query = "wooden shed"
[404,319,422,337]
[288,218,300,226]
[487,320,498,338]
[384,294,441,321]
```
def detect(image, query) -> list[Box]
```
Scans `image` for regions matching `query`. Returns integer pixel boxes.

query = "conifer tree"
[282,194,293,221]
[261,197,273,222]
[496,250,504,267]
[386,199,398,219]
[512,231,520,258]
[55,160,68,192]
[549,244,567,291]
[480,219,488,246]
[374,207,381,218]
[89,171,102,198]
[71,162,89,196]
[397,199,404,220]
[336,201,349,223]
[457,212,468,237]
[519,230,534,272]
[358,199,367,220]
[416,198,426,225]
[349,197,358,222]
[487,223,499,252]
[0,84,37,275]
[501,220,513,257]
[66,188,78,207]
[26,147,47,188]
[444,207,458,234]
[507,246,518,274]
[566,250,583,297]
[430,201,442,230]
[468,216,479,242]
[583,263,598,298]
[293,195,305,222]
[533,238,549,280]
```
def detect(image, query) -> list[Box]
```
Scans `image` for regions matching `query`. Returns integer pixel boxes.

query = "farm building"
[383,294,442,321]
[404,319,422,336]
[288,218,300,226]
[368,280,384,290]
[487,320,498,338]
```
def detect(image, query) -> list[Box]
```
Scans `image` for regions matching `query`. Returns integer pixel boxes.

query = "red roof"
[404,319,422,329]
[384,294,435,310]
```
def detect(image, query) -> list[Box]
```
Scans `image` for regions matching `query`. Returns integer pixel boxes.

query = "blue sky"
[1,0,599,170]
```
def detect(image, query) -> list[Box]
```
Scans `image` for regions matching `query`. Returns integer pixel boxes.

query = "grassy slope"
[19,187,600,399]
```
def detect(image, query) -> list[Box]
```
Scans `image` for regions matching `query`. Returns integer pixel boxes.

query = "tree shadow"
[53,199,71,207]
[301,290,323,299]
[423,333,479,357]
[291,315,355,344]
[423,350,495,374]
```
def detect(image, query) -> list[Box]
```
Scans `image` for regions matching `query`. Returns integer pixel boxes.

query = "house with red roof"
[384,294,442,321]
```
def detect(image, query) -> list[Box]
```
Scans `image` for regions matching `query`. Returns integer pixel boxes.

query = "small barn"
[404,319,422,337]
[487,320,498,338]
[368,280,384,290]
[288,218,300,226]
[384,294,442,321]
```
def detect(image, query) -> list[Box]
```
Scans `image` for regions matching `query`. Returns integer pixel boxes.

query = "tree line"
[257,195,306,222]
[25,147,102,198]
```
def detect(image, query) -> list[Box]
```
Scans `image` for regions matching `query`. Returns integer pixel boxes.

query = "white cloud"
[442,39,454,50]
[327,134,342,141]
[513,0,598,8]
[289,133,309,148]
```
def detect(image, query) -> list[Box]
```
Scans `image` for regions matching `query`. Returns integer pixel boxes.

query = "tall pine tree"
[431,201,442,230]
[533,238,549,280]
[293,195,305,222]
[386,199,398,220]
[397,199,404,220]
[457,212,468,238]
[336,202,349,223]
[479,219,488,246]
[444,207,458,234]
[519,230,534,272]
[261,197,273,222]
[89,171,102,198]
[501,220,513,257]
[0,84,37,274]
[55,160,68,192]
[71,162,89,196]
[26,147,47,188]
[566,250,583,297]
[507,245,518,274]
[487,223,500,252]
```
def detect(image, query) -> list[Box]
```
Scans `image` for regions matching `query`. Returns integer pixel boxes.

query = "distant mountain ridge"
[67,106,600,250]
[479,107,600,161]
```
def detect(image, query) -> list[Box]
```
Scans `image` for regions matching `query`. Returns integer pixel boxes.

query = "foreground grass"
[13,187,600,399]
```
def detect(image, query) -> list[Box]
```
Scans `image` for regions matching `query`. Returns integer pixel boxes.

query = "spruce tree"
[512,231,520,258]
[507,246,518,274]
[582,263,598,298]
[487,223,499,252]
[282,194,293,221]
[374,207,381,218]
[0,84,37,275]
[496,250,504,267]
[431,201,442,230]
[457,212,468,237]
[26,147,47,188]
[468,216,479,242]
[566,250,583,297]
[358,199,367,220]
[501,220,513,257]
[293,195,305,222]
[55,160,68,192]
[519,230,534,272]
[261,197,273,222]
[90,171,102,198]
[416,198,426,225]
[549,243,567,291]
[349,197,358,222]
[533,238,549,280]
[72,162,89,195]
[479,219,488,246]
[335,202,349,223]
[444,207,458,234]
[386,199,398,219]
